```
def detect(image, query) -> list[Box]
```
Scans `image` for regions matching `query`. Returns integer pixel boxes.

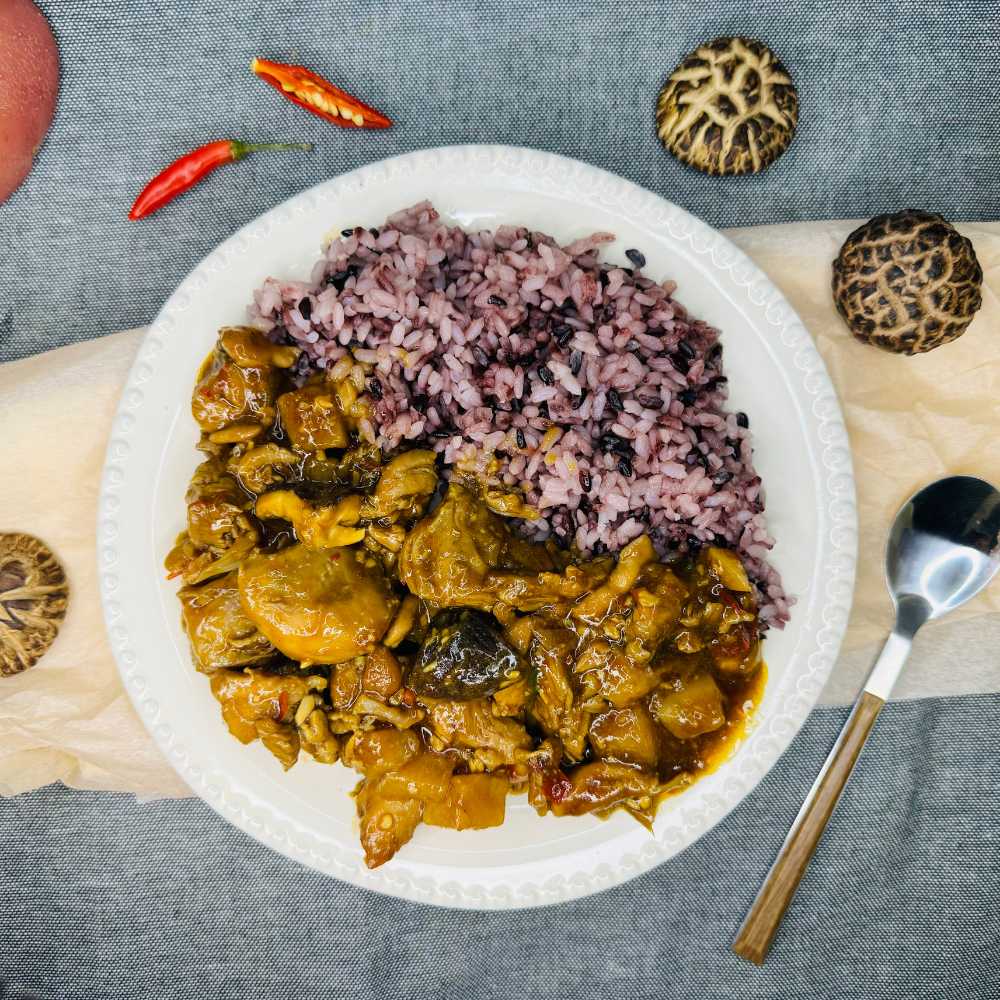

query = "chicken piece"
[574,638,661,710]
[164,531,258,587]
[355,777,424,869]
[571,534,656,624]
[383,594,420,648]
[218,327,301,370]
[228,443,301,494]
[192,345,281,434]
[588,705,662,769]
[255,718,300,769]
[184,459,255,550]
[423,774,508,830]
[492,678,528,717]
[526,624,589,760]
[254,491,365,549]
[707,623,762,677]
[343,727,423,777]
[451,466,540,521]
[177,572,273,672]
[238,543,398,663]
[356,752,507,864]
[623,565,689,661]
[543,760,659,818]
[187,491,253,553]
[353,693,425,729]
[165,460,259,585]
[209,668,326,766]
[399,485,596,612]
[526,737,564,814]
[704,546,753,593]
[377,753,456,803]
[361,645,404,699]
[365,523,407,555]
[422,697,533,766]
[295,701,340,764]
[328,659,362,710]
[649,672,727,740]
[277,383,349,451]
[360,450,438,523]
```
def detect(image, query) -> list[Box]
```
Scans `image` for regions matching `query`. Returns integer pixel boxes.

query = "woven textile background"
[2,2,1000,998]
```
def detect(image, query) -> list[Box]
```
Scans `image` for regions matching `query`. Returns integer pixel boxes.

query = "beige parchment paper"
[2,221,998,798]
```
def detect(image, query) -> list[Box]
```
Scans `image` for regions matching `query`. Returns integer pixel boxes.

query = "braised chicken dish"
[167,327,766,867]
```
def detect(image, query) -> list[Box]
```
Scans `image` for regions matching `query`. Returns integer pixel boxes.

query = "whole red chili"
[128,139,312,220]
[252,57,392,129]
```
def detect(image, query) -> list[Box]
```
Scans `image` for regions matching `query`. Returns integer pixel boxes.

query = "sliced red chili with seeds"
[252,58,392,129]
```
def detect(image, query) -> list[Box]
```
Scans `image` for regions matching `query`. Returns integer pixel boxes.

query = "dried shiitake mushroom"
[656,36,798,175]
[832,210,983,354]
[0,533,68,676]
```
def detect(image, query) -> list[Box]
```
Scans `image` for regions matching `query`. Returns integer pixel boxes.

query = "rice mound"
[249,201,791,626]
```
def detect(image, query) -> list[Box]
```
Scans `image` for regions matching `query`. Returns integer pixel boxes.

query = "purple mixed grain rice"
[249,202,791,626]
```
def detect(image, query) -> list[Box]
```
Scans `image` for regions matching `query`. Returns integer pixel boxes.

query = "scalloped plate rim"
[97,144,857,910]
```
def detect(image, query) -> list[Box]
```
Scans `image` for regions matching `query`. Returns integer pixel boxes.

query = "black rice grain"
[625,248,646,269]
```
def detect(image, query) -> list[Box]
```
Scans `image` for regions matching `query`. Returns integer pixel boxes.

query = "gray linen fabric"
[1,0,999,360]
[3,696,1000,1000]
[4,2,1000,995]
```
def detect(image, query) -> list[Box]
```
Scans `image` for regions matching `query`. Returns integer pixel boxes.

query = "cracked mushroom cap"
[656,36,798,176]
[0,533,68,676]
[832,210,983,354]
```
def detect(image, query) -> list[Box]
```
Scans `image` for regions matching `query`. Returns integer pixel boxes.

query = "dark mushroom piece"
[409,608,520,699]
[0,533,68,676]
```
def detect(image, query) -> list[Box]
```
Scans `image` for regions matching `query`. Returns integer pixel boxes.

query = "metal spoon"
[733,475,1000,964]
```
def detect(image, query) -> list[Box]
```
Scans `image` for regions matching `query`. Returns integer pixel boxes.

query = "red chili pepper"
[129,139,312,220]
[276,691,290,720]
[252,57,392,129]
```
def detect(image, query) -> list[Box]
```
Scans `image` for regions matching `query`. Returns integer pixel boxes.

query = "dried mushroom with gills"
[0,533,68,677]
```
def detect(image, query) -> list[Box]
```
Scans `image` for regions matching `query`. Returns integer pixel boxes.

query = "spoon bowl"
[887,476,1000,629]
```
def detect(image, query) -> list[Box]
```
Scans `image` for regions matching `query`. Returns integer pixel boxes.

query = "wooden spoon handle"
[732,690,885,965]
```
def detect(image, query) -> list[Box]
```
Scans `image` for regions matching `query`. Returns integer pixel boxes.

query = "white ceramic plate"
[98,145,856,909]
